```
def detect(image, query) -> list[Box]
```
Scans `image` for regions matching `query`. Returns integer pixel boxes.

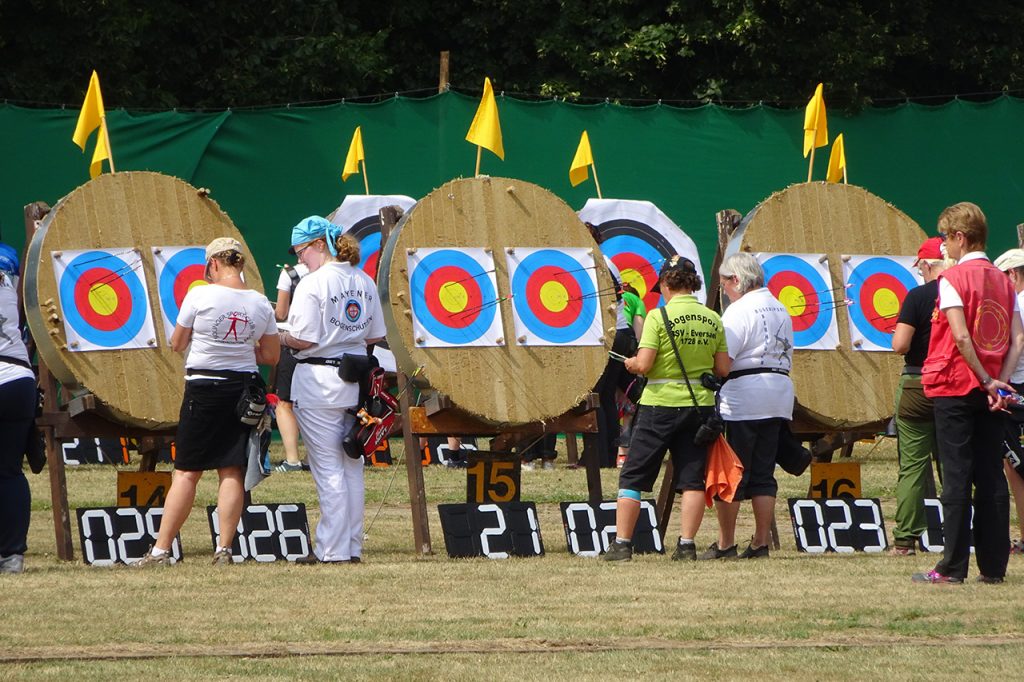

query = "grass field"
[3,437,1024,680]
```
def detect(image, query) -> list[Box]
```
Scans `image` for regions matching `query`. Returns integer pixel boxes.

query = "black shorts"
[275,348,298,402]
[619,404,710,493]
[725,418,783,499]
[175,378,253,471]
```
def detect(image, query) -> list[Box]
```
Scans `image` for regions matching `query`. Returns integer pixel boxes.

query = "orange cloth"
[705,435,744,507]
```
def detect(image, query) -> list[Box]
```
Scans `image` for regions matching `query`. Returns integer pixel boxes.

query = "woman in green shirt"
[602,256,730,562]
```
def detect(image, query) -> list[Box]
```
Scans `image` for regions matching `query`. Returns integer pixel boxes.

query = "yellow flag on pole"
[803,82,828,158]
[465,77,504,160]
[827,133,846,183]
[569,131,594,187]
[72,70,111,178]
[342,126,365,181]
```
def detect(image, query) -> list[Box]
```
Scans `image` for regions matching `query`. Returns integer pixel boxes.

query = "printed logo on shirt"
[212,310,255,344]
[345,299,362,323]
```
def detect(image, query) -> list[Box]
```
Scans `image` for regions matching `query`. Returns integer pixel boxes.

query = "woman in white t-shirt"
[701,252,795,561]
[0,244,36,574]
[136,238,279,567]
[272,261,309,472]
[280,216,386,564]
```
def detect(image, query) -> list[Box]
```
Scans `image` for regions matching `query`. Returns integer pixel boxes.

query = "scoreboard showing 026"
[788,498,888,553]
[206,504,312,563]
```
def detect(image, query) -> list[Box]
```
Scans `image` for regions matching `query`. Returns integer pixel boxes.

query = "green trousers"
[893,373,940,546]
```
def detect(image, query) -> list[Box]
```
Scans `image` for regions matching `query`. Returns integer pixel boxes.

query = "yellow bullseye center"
[88,283,118,316]
[873,289,900,319]
[540,281,569,312]
[621,268,646,298]
[188,279,208,292]
[778,285,806,316]
[440,282,469,313]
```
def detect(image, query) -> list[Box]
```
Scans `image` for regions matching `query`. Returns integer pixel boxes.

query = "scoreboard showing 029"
[76,506,182,565]
[788,498,888,553]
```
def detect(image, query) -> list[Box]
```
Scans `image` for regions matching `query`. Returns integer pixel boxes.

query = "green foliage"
[1,1,1023,109]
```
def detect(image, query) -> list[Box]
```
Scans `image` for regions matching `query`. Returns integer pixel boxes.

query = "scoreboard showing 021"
[788,498,888,553]
[206,504,312,562]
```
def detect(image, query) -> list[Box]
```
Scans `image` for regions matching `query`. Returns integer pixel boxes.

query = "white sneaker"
[542,461,555,471]
[0,554,25,574]
[521,461,537,471]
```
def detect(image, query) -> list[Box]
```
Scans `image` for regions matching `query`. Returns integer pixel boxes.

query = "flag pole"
[475,146,482,176]
[843,167,848,185]
[806,147,815,183]
[361,159,369,194]
[101,116,116,173]
[591,163,603,199]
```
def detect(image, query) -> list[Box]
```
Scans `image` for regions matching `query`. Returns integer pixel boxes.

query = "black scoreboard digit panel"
[788,498,888,553]
[206,504,312,562]
[920,498,975,553]
[559,500,664,557]
[76,506,182,566]
[438,502,544,559]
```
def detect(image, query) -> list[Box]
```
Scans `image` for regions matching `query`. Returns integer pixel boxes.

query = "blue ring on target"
[602,234,666,307]
[357,231,381,273]
[158,247,205,325]
[511,249,598,344]
[410,249,497,344]
[59,250,148,347]
[761,254,834,348]
[846,257,919,348]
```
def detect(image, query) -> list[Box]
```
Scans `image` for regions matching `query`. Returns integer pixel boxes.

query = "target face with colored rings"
[53,248,157,351]
[843,255,922,351]
[347,216,382,280]
[407,247,504,347]
[507,247,602,345]
[333,194,416,282]
[759,253,839,350]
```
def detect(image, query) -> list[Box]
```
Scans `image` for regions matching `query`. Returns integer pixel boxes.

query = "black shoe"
[671,542,697,561]
[738,542,770,559]
[602,541,633,562]
[975,574,1004,584]
[294,553,321,565]
[697,542,738,560]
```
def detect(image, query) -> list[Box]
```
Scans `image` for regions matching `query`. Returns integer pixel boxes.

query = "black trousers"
[933,391,1010,580]
[589,327,637,468]
[0,377,35,556]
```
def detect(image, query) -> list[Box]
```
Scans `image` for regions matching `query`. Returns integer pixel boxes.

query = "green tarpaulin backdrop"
[2,92,1022,290]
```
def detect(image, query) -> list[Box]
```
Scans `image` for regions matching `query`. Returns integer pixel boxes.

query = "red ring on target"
[858,272,907,333]
[766,270,819,333]
[73,268,132,332]
[524,265,584,327]
[423,265,484,329]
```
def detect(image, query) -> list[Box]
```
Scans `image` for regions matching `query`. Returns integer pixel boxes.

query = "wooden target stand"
[375,207,605,556]
[23,203,175,561]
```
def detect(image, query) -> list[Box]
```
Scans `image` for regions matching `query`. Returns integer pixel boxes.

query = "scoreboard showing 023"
[788,498,888,553]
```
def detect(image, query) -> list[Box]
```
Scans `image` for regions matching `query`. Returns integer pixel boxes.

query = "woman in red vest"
[915,202,1024,584]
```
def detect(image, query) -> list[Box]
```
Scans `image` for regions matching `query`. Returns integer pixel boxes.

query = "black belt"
[296,356,343,367]
[726,367,790,381]
[902,366,923,376]
[0,354,32,370]
[186,368,260,381]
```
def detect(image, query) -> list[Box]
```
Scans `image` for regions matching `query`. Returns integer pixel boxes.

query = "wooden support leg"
[655,461,676,542]
[399,372,432,555]
[43,425,74,561]
[564,433,579,468]
[582,433,603,503]
[137,437,160,472]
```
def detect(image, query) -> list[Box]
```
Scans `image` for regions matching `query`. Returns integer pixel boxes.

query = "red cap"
[915,237,944,265]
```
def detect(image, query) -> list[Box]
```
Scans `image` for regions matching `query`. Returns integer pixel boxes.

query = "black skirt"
[175,378,251,471]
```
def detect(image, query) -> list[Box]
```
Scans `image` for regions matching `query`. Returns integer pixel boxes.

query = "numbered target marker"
[52,248,158,351]
[438,502,544,559]
[152,246,208,342]
[560,500,664,557]
[920,498,975,553]
[407,248,504,347]
[578,198,706,308]
[76,506,182,566]
[787,498,888,553]
[506,247,603,346]
[206,504,312,562]
[332,194,416,281]
[757,253,840,350]
[842,255,922,351]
